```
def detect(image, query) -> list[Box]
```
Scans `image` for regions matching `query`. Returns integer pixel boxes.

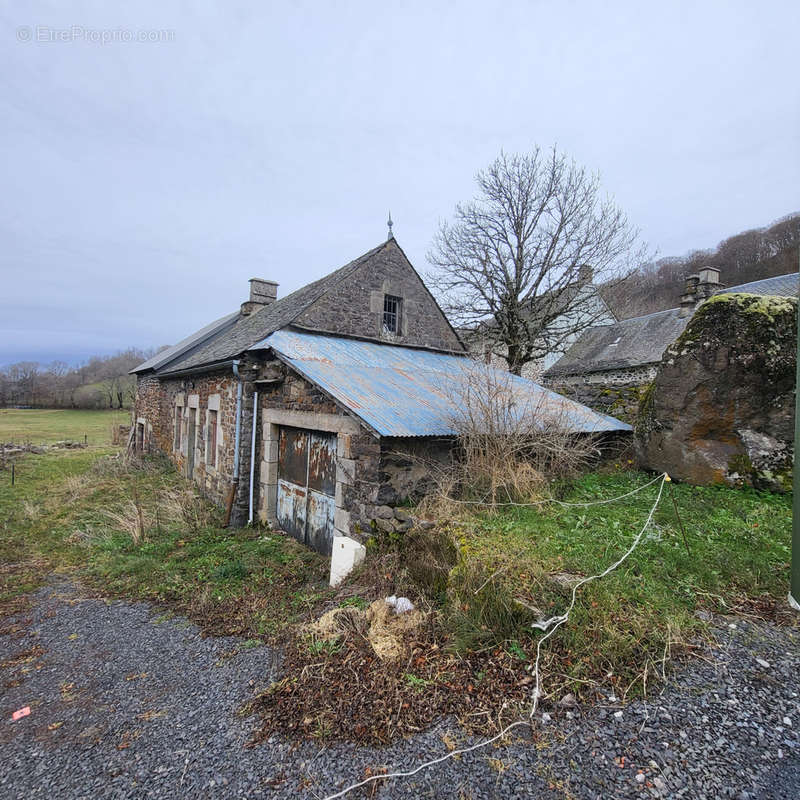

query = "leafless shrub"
[428,360,598,510]
[21,500,40,521]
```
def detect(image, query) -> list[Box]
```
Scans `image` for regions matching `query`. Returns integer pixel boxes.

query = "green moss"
[703,292,796,323]
[634,382,656,437]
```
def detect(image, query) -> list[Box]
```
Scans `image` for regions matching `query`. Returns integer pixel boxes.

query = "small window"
[206,409,218,467]
[383,294,402,334]
[174,406,182,451]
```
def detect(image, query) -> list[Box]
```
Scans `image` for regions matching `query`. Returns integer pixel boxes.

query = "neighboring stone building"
[636,292,797,491]
[464,275,616,382]
[132,237,630,585]
[542,270,800,423]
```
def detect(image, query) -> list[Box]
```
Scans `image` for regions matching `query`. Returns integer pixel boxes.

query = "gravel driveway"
[1,577,798,799]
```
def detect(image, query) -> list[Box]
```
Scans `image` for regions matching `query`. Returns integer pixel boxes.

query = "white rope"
[439,471,665,508]
[322,474,669,800]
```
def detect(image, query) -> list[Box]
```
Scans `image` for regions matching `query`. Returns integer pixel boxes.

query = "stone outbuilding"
[543,271,799,424]
[132,237,630,585]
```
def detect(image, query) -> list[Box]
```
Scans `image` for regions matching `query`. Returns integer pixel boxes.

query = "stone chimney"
[241,278,278,316]
[678,268,724,317]
[679,274,700,317]
[578,264,594,285]
[696,267,722,301]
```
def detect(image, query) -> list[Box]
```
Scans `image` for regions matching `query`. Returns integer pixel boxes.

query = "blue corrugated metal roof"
[250,330,631,437]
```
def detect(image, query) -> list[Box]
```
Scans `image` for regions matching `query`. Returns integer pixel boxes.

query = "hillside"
[602,212,800,320]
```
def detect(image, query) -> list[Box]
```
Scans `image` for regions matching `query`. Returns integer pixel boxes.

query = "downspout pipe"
[248,390,259,525]
[232,360,243,481]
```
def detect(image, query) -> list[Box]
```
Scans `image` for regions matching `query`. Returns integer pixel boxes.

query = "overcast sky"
[1,0,798,367]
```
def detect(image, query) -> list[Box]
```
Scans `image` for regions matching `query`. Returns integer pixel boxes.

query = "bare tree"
[428,146,646,375]
[418,359,599,513]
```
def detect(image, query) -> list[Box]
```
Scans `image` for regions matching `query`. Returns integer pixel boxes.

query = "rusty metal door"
[276,427,336,555]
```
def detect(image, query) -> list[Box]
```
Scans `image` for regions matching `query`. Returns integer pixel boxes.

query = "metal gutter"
[154,359,239,380]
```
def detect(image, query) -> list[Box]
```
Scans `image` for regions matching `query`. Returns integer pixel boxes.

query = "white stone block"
[334,508,350,534]
[336,458,356,486]
[329,535,366,587]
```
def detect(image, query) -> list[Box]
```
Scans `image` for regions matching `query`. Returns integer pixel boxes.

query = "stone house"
[464,275,616,381]
[541,270,800,423]
[132,237,629,585]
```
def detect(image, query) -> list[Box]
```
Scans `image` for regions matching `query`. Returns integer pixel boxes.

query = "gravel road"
[1,577,798,799]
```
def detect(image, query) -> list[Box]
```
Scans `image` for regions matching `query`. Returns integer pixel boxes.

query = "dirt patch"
[248,612,533,746]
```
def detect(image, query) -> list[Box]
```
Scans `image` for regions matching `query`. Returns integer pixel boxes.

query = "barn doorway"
[276,426,336,555]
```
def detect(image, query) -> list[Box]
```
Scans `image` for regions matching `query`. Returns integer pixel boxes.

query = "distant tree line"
[602,212,800,319]
[0,348,160,410]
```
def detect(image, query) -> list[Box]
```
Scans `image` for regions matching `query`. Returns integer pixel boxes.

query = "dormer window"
[383,294,402,334]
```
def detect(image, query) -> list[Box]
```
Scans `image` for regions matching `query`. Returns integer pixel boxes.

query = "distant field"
[0,408,130,446]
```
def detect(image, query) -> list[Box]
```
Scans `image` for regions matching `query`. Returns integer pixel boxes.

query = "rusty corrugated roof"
[251,330,631,437]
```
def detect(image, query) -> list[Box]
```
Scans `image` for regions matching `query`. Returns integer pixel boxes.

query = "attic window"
[383,294,402,334]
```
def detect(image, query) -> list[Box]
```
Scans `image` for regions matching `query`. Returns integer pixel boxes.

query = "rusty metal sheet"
[277,478,308,546]
[276,426,336,555]
[250,330,632,437]
[307,490,334,556]
[278,427,308,485]
[308,432,336,495]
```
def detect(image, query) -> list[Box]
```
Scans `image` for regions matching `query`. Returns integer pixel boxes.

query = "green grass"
[0,408,129,445]
[444,470,792,697]
[1,444,793,707]
[0,448,330,639]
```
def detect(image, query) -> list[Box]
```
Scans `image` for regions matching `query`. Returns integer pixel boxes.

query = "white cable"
[321,474,668,800]
[438,471,665,508]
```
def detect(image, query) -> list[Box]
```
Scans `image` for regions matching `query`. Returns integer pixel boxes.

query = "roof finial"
[387,211,394,240]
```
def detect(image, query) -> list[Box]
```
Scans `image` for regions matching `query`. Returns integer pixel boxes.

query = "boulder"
[635,293,796,491]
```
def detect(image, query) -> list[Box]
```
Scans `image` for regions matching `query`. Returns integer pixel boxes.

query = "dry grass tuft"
[161,487,212,533]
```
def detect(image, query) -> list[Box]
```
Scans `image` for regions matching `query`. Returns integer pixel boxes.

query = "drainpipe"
[223,360,243,528]
[248,390,259,525]
[232,360,243,481]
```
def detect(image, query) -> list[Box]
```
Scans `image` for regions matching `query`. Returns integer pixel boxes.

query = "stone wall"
[294,240,463,352]
[133,368,250,521]
[378,437,454,506]
[636,293,797,490]
[136,357,461,548]
[546,381,649,426]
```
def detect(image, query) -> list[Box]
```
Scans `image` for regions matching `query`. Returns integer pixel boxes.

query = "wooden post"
[791,256,800,612]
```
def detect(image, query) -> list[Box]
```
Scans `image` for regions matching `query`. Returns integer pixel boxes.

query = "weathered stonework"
[294,240,462,352]
[635,293,797,491]
[133,368,251,520]
[546,381,648,426]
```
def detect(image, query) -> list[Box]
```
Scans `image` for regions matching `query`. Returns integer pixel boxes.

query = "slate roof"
[716,272,798,298]
[130,311,239,374]
[545,271,799,378]
[543,308,689,377]
[133,241,390,375]
[254,330,631,436]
